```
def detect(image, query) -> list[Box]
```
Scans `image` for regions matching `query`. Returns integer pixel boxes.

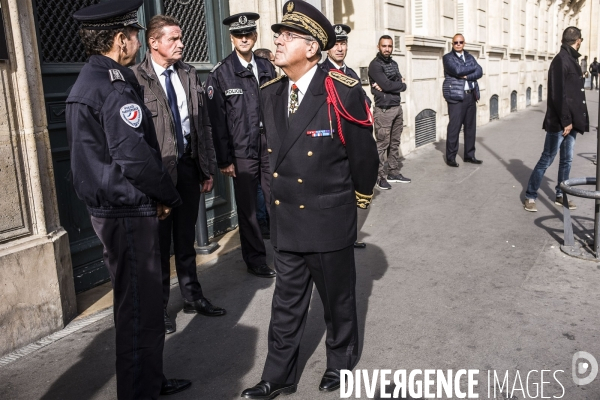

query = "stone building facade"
[0,0,595,358]
[231,0,593,156]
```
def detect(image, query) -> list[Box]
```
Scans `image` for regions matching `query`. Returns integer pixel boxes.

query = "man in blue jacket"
[442,34,483,167]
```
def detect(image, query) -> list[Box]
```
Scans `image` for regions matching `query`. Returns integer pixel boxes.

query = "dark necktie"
[247,63,256,83]
[163,69,185,159]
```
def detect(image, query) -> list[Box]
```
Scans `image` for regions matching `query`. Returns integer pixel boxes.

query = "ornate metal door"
[33,0,234,293]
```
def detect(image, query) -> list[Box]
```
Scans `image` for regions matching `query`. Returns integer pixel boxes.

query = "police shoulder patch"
[329,71,358,87]
[260,75,285,89]
[109,69,125,82]
[210,62,222,73]
[120,103,143,128]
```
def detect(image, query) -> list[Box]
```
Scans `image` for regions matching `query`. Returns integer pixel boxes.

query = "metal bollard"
[195,192,219,254]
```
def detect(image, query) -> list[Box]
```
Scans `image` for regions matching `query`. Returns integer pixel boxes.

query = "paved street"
[2,93,600,400]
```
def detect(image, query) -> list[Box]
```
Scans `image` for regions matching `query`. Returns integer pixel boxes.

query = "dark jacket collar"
[89,54,137,83]
[562,44,581,60]
[376,52,392,63]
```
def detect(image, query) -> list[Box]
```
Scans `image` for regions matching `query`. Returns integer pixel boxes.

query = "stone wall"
[0,0,75,357]
[228,0,586,157]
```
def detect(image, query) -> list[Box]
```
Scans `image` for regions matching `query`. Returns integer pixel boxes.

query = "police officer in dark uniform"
[241,2,379,399]
[205,13,277,278]
[67,1,190,398]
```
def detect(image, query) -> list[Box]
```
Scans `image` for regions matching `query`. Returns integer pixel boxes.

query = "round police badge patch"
[120,104,143,128]
[207,86,214,100]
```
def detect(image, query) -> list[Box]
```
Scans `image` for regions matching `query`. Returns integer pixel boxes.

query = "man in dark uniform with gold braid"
[241,2,379,399]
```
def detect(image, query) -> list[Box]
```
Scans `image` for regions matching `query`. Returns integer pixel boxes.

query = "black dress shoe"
[241,380,296,399]
[161,378,191,395]
[353,241,366,248]
[164,309,175,334]
[446,160,459,167]
[247,264,276,278]
[319,368,341,392]
[183,297,226,316]
[464,157,483,164]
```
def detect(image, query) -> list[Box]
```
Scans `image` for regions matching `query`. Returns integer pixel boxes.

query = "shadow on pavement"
[40,249,274,400]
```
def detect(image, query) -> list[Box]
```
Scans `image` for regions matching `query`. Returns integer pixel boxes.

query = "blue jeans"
[526,131,577,200]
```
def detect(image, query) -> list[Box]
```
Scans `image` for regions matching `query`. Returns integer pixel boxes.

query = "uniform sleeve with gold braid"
[356,191,373,209]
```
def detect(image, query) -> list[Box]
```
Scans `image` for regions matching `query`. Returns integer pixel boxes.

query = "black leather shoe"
[241,380,296,399]
[160,378,191,395]
[247,264,276,278]
[183,297,226,316]
[353,241,366,248]
[164,309,175,334]
[464,157,483,164]
[446,160,459,167]
[319,368,341,392]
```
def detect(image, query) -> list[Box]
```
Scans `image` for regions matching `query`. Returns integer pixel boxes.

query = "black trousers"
[91,216,165,400]
[446,92,477,161]
[261,245,359,384]
[159,154,203,307]
[232,134,271,268]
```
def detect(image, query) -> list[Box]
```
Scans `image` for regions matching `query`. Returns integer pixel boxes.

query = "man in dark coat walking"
[241,2,379,399]
[442,33,483,167]
[524,26,589,212]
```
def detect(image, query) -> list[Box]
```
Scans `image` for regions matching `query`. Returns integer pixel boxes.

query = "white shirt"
[328,57,346,73]
[151,56,190,146]
[454,51,471,91]
[238,53,259,82]
[288,64,319,110]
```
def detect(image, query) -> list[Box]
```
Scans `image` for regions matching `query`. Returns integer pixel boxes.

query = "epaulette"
[210,62,222,73]
[260,75,285,89]
[329,71,358,87]
[109,69,125,82]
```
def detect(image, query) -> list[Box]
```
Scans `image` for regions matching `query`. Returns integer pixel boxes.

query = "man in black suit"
[320,24,371,249]
[206,13,277,279]
[524,26,589,212]
[442,33,483,167]
[241,2,379,399]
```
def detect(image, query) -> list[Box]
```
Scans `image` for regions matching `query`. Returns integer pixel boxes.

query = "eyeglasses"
[273,31,315,43]
[453,41,464,45]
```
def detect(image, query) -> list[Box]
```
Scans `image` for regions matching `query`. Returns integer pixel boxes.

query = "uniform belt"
[260,127,265,134]
[465,89,473,93]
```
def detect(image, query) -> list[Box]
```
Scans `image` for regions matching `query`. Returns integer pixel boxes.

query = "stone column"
[0,0,76,357]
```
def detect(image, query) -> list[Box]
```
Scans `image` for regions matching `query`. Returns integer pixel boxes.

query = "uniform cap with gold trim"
[73,0,144,30]
[223,12,260,35]
[271,1,336,51]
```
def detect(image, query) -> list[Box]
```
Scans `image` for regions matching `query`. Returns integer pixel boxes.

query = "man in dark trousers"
[442,33,483,167]
[205,13,277,278]
[133,15,226,336]
[524,26,589,212]
[320,23,371,249]
[67,1,190,397]
[369,35,411,190]
[241,2,379,399]
[589,57,599,90]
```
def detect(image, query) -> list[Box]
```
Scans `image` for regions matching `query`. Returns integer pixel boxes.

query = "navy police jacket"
[260,67,379,253]
[205,51,276,168]
[442,50,482,103]
[66,55,181,218]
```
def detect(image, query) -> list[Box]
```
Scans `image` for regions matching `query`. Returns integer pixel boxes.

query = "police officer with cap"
[205,12,277,279]
[241,2,378,398]
[68,1,190,397]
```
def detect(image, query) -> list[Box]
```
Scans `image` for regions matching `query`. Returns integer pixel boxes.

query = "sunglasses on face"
[453,41,464,45]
